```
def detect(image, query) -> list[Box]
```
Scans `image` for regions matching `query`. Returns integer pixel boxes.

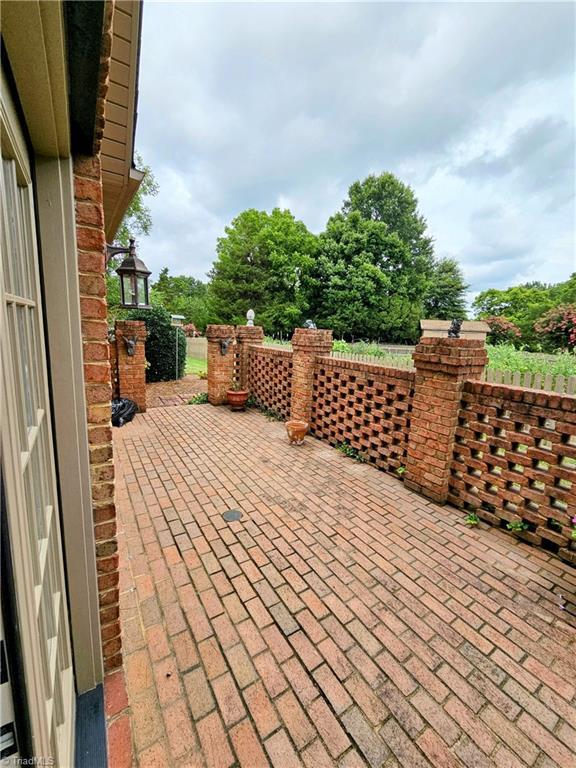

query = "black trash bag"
[111,398,138,427]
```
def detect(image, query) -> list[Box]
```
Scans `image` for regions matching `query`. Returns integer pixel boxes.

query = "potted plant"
[226,380,249,411]
[285,419,308,445]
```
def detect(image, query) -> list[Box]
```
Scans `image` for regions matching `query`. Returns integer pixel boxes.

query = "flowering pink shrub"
[484,315,522,345]
[182,323,200,337]
[534,305,576,351]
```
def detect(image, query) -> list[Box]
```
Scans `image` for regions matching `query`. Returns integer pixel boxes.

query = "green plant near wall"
[188,393,209,405]
[246,396,283,421]
[127,305,186,382]
[336,442,367,463]
[506,520,529,533]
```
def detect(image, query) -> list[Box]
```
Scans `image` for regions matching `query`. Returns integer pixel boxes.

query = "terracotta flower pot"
[286,420,308,445]
[227,389,249,411]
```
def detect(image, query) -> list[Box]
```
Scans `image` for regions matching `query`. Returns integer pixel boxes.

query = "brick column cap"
[236,325,264,342]
[413,337,487,371]
[291,328,333,352]
[206,324,235,340]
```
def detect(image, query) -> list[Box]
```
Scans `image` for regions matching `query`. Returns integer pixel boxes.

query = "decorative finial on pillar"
[303,319,317,329]
[246,309,255,326]
[448,319,462,338]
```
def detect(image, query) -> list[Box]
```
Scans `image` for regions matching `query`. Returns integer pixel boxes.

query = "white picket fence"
[330,350,414,369]
[328,351,576,394]
[481,368,576,395]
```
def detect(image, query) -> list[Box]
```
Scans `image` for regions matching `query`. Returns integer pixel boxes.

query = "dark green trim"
[64,1,105,155]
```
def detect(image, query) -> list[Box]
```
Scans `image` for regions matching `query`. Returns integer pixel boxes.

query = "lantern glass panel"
[137,276,147,306]
[122,274,136,306]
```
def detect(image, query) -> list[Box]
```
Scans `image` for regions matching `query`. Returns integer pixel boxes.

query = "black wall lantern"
[106,238,151,309]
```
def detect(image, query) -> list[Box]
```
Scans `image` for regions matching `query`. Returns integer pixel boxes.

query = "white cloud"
[134,0,576,298]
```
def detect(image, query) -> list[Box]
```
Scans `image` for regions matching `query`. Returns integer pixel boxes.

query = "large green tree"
[208,208,318,334]
[343,172,434,265]
[151,268,210,331]
[308,211,429,342]
[306,173,435,341]
[424,257,469,320]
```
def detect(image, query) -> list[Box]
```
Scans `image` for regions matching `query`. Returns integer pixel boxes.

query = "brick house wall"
[72,0,122,673]
[74,153,121,672]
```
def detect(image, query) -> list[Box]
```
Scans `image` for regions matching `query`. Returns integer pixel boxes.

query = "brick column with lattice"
[291,328,333,423]
[115,320,147,413]
[405,337,487,504]
[236,326,264,390]
[207,325,236,404]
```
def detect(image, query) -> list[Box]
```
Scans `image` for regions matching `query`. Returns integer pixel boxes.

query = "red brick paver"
[114,405,576,767]
[146,374,207,408]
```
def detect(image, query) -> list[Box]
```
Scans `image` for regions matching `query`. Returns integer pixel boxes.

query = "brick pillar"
[236,325,264,390]
[207,325,236,404]
[115,320,147,412]
[405,337,487,504]
[290,328,333,423]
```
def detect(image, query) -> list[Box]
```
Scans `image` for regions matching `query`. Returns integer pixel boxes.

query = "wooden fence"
[481,368,576,395]
[330,350,414,369]
[328,351,576,394]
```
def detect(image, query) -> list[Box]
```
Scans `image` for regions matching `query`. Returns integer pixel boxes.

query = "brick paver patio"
[146,374,207,408]
[109,404,576,767]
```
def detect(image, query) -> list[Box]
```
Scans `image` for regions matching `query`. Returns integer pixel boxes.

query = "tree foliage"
[115,153,159,246]
[484,316,522,345]
[307,211,428,342]
[127,305,186,382]
[151,268,210,332]
[206,172,437,342]
[343,173,434,265]
[473,274,576,350]
[534,305,576,351]
[208,208,317,335]
[305,174,436,341]
[424,257,468,320]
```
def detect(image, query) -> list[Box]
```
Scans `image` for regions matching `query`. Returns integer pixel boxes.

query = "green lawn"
[186,356,207,377]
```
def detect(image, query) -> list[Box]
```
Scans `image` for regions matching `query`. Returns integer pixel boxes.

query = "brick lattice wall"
[248,346,293,418]
[311,356,415,473]
[449,381,576,564]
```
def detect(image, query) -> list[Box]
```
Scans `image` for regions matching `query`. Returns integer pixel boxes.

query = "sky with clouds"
[134,1,575,304]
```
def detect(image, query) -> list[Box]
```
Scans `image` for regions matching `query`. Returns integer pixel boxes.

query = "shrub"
[127,305,186,382]
[182,323,199,337]
[484,315,522,345]
[534,304,576,351]
[332,339,351,353]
